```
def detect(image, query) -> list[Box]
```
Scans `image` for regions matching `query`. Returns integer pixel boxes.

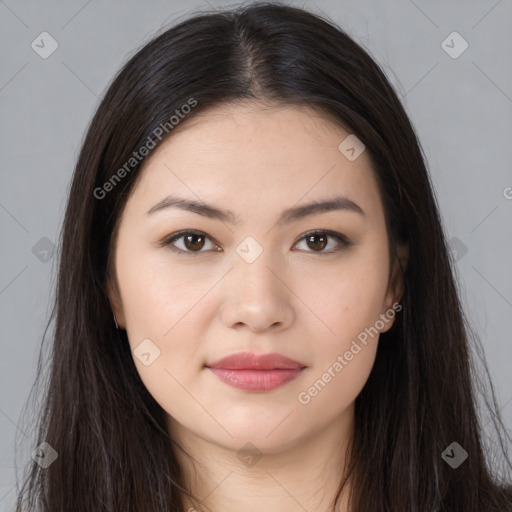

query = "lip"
[205,352,307,392]
[206,351,306,370]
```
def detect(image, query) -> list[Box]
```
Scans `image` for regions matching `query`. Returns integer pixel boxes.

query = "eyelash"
[158,229,354,257]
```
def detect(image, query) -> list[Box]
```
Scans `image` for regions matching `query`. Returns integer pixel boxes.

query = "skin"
[107,101,408,512]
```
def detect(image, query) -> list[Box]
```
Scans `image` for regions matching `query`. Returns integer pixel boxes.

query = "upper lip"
[206,352,306,370]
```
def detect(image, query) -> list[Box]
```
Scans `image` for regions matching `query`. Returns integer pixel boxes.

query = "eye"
[292,230,353,255]
[158,230,220,256]
[158,229,353,256]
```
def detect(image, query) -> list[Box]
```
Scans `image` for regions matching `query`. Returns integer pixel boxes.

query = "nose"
[220,251,295,333]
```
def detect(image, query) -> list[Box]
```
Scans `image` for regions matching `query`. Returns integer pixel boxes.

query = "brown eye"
[183,233,206,251]
[293,230,352,254]
[160,230,219,256]
[305,233,328,251]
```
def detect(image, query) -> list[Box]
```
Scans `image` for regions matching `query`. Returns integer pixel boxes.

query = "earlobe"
[379,245,407,334]
[106,275,125,329]
[385,242,409,311]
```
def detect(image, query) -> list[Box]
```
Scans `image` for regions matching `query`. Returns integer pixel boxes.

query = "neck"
[168,405,354,512]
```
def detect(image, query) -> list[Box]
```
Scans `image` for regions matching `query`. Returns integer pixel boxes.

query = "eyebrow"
[146,194,365,225]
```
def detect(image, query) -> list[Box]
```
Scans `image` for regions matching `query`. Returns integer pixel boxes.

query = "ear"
[380,242,409,332]
[106,274,125,329]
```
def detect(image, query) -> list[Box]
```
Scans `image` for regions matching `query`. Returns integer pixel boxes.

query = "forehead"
[124,102,385,227]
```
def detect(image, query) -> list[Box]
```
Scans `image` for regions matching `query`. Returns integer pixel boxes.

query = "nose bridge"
[220,235,293,331]
[231,234,284,298]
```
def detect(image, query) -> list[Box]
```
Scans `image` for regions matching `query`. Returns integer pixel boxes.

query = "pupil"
[185,234,205,251]
[308,233,327,251]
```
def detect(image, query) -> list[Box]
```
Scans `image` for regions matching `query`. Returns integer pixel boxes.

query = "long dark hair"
[14,2,512,511]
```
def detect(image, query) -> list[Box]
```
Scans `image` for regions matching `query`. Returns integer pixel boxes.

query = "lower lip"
[207,367,305,391]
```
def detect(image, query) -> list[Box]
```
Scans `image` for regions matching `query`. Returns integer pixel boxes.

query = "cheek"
[295,268,386,415]
[298,248,389,405]
[304,253,390,347]
[116,241,205,335]
[296,340,377,426]
[118,264,207,421]
[115,246,209,389]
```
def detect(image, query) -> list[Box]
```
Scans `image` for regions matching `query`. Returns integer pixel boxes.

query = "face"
[107,102,407,455]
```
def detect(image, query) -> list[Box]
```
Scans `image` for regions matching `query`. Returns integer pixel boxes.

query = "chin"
[207,422,307,454]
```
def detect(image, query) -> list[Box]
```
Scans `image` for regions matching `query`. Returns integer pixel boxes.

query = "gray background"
[1,0,511,508]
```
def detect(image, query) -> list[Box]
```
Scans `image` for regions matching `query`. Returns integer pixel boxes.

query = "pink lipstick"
[205,352,306,392]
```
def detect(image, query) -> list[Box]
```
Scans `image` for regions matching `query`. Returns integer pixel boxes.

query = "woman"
[15,2,512,511]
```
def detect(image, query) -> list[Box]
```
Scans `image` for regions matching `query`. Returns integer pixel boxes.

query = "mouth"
[205,351,307,392]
